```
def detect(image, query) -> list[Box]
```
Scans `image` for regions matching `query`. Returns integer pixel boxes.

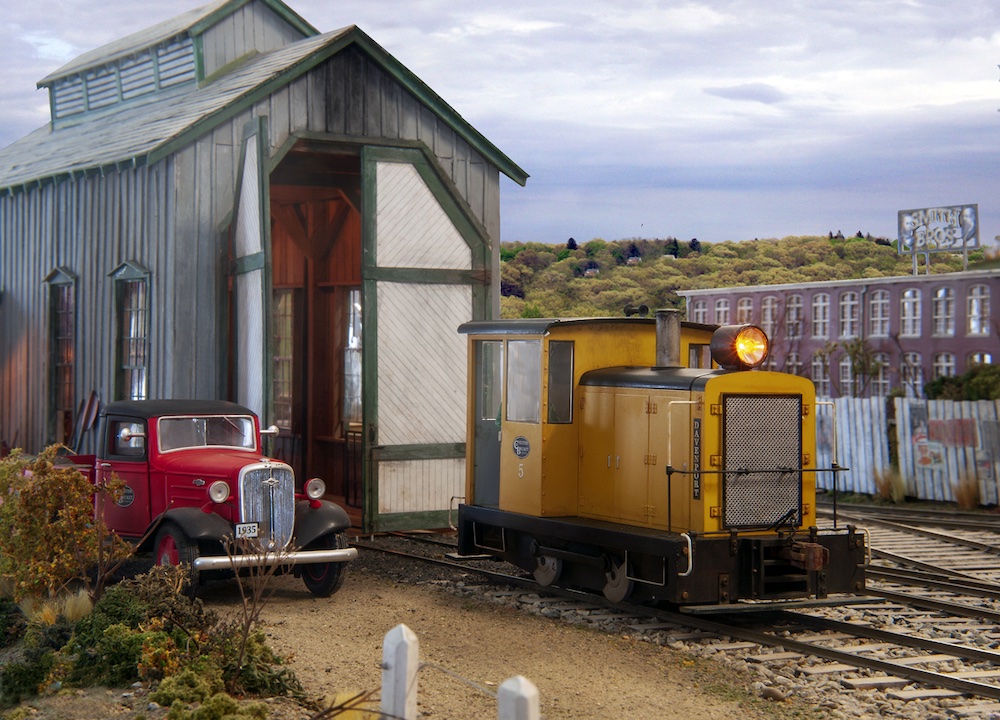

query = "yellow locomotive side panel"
[646,388,701,532]
[499,420,545,516]
[578,386,615,519]
[695,370,818,534]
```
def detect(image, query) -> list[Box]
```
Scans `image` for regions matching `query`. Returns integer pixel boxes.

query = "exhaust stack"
[655,308,681,367]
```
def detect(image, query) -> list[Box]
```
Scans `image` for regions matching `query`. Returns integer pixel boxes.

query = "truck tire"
[300,532,349,597]
[154,523,200,591]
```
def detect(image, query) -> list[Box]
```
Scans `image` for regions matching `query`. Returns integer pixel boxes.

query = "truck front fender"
[293,500,352,548]
[136,507,233,553]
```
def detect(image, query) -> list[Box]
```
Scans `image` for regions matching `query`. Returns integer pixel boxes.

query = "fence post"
[498,675,539,720]
[382,623,419,720]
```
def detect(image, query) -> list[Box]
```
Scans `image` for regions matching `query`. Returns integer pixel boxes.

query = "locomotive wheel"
[153,523,200,592]
[300,533,349,597]
[533,555,562,587]
[602,558,633,603]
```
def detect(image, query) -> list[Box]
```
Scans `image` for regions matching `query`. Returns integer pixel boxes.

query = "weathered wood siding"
[200,2,308,79]
[1,34,502,457]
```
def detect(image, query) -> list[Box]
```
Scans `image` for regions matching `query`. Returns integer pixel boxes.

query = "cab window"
[109,419,146,459]
[547,341,574,423]
[506,340,541,423]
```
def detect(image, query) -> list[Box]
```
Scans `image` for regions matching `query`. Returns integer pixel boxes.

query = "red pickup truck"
[70,399,356,596]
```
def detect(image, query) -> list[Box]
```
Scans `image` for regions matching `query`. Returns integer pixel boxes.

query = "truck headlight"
[208,480,231,503]
[304,477,326,500]
[710,324,769,370]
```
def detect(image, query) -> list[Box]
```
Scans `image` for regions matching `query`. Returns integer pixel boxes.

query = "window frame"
[869,289,890,338]
[45,267,78,444]
[811,293,830,340]
[967,284,990,336]
[110,262,151,402]
[932,287,955,337]
[900,288,922,338]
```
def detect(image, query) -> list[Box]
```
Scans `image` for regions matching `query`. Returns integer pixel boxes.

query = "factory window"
[839,291,859,339]
[45,268,77,445]
[900,288,921,337]
[811,356,830,397]
[736,297,752,324]
[969,352,992,365]
[506,340,541,423]
[760,296,778,337]
[901,352,923,398]
[968,285,990,336]
[547,341,574,423]
[111,262,150,401]
[272,289,298,430]
[784,352,802,376]
[786,294,803,339]
[933,352,956,379]
[871,353,890,397]
[690,299,707,324]
[932,287,954,337]
[811,293,830,339]
[838,357,854,397]
[869,290,889,337]
[714,298,730,325]
[344,288,363,425]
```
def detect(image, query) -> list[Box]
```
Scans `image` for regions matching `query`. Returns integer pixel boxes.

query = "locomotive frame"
[456,310,867,607]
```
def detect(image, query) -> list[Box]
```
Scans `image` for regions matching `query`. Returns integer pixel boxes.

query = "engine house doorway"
[266,143,363,508]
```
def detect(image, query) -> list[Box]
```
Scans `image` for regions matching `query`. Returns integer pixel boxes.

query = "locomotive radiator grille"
[239,462,296,550]
[722,395,802,529]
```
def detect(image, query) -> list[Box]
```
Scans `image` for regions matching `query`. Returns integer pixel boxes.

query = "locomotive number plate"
[235,522,259,539]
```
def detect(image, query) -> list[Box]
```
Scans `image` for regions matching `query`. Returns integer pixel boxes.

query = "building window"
[932,287,954,336]
[839,356,854,397]
[970,352,993,365]
[45,268,77,444]
[839,291,859,339]
[272,289,295,430]
[344,288,362,426]
[811,356,830,396]
[736,297,752,324]
[714,298,730,325]
[900,288,921,337]
[690,299,708,325]
[933,352,956,379]
[785,352,802,376]
[869,290,890,337]
[786,295,803,340]
[811,293,830,339]
[112,262,150,401]
[968,284,990,336]
[871,353,890,397]
[901,352,923,398]
[761,296,778,337]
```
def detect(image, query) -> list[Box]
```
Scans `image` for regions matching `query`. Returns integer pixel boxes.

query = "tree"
[925,363,1000,400]
[566,237,578,250]
[689,238,701,253]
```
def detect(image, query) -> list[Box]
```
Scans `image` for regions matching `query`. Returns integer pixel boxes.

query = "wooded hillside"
[500,234,985,318]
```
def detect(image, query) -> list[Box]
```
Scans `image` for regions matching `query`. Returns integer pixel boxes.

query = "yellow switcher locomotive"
[456,310,866,607]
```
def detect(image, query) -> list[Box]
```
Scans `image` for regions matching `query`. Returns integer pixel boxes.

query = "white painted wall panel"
[376,162,471,270]
[378,458,465,514]
[376,282,470,446]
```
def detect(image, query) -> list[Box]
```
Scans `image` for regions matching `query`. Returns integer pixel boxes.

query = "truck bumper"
[192,547,358,571]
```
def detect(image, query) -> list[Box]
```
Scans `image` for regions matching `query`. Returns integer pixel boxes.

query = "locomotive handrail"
[679,533,694,576]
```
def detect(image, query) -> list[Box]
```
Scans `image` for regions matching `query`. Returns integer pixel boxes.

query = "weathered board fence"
[815,397,1000,506]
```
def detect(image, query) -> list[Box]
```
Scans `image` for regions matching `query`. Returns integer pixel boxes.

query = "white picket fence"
[380,624,539,720]
[815,397,1000,505]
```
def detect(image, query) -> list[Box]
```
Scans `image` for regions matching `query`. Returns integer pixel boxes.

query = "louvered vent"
[50,35,195,120]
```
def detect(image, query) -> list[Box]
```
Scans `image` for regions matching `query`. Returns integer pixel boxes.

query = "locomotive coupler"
[781,541,830,572]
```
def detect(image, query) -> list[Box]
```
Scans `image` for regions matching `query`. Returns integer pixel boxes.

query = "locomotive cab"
[457,311,867,607]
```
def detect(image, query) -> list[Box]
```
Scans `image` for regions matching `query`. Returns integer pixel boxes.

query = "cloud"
[703,83,790,105]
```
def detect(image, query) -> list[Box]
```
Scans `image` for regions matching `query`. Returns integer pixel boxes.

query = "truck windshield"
[158,415,256,453]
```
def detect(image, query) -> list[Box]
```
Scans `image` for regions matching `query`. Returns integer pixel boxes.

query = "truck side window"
[111,420,145,458]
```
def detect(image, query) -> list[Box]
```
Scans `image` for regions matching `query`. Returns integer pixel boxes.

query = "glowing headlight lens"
[208,480,230,503]
[305,477,326,500]
[710,324,769,370]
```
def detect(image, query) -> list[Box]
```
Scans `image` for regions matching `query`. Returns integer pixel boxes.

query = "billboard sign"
[897,204,978,255]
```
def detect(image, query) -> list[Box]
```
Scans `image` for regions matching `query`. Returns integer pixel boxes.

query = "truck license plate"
[235,522,259,539]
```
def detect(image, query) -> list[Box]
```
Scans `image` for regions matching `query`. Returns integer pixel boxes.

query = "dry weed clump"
[952,472,981,511]
[873,468,906,504]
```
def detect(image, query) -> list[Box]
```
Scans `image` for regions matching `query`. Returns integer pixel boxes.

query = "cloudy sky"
[2,0,999,247]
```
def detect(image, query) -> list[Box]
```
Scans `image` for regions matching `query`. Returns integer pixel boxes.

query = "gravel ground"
[3,539,821,720]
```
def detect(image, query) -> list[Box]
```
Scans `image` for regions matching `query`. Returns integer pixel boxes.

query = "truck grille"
[722,394,802,529]
[239,461,295,550]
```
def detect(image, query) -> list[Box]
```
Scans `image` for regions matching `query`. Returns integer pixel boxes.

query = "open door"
[230,118,272,421]
[361,147,492,531]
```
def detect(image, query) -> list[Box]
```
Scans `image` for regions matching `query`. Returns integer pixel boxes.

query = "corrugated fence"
[815,397,1000,506]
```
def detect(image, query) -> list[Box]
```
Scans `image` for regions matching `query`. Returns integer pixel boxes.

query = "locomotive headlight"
[710,324,769,370]
[304,477,326,500]
[208,480,230,503]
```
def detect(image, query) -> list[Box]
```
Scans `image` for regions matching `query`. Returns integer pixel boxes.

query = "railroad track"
[353,529,1000,718]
